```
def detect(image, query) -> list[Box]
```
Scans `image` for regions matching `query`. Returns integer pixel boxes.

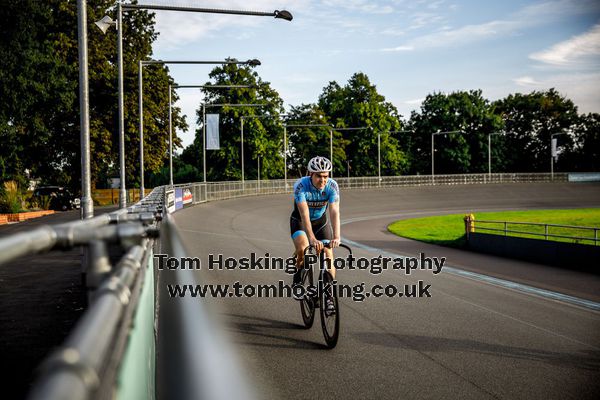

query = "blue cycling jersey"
[292,176,340,221]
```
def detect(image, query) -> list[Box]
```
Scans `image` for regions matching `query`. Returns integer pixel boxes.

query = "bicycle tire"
[300,265,315,328]
[319,270,339,348]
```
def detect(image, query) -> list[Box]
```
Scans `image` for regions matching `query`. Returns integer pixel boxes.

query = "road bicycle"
[298,240,352,349]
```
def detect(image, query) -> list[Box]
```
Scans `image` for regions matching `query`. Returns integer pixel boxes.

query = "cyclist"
[290,156,340,310]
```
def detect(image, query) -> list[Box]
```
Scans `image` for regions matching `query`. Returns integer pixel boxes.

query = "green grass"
[387,208,600,248]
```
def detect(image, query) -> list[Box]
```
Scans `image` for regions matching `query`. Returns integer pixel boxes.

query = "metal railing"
[7,184,255,400]
[21,189,164,400]
[171,173,569,204]
[474,220,599,246]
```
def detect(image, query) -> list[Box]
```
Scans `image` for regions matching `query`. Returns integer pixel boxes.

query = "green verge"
[387,208,600,248]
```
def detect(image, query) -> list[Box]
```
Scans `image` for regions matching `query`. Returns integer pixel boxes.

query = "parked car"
[33,186,81,211]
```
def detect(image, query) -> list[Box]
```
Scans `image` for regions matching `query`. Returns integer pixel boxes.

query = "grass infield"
[387,208,600,248]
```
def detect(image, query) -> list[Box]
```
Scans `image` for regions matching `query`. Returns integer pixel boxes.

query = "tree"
[318,73,408,176]
[408,90,503,174]
[0,0,186,190]
[283,104,345,178]
[563,113,600,172]
[492,89,579,172]
[185,62,285,181]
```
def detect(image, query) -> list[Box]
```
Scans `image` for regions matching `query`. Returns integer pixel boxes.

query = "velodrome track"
[171,182,600,399]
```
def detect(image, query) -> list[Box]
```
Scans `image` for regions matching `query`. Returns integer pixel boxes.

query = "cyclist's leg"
[290,215,309,273]
[314,219,335,279]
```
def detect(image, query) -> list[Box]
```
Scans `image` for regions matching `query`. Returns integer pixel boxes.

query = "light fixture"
[94,15,115,34]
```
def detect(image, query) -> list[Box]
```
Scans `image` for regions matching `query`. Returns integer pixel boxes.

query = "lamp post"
[139,59,259,194]
[487,131,506,176]
[551,132,567,181]
[202,103,264,183]
[431,130,462,180]
[283,123,333,187]
[95,3,292,208]
[77,0,92,219]
[346,159,352,179]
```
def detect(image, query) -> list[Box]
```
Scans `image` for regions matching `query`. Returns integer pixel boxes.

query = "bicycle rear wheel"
[319,270,339,348]
[300,266,315,328]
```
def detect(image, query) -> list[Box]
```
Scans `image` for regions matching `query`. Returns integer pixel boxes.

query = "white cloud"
[404,98,425,105]
[513,76,543,86]
[380,0,600,51]
[511,72,600,113]
[530,23,600,66]
[380,45,414,52]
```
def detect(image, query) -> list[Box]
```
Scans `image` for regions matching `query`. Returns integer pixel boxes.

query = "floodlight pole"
[77,0,93,218]
[117,1,126,207]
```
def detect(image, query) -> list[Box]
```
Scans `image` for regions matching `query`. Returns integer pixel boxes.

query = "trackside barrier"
[7,184,255,400]
[9,188,165,400]
[173,173,569,204]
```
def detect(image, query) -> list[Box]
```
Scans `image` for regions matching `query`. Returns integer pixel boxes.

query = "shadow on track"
[225,313,327,350]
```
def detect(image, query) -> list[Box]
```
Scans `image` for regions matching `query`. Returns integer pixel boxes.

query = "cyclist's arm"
[329,201,341,248]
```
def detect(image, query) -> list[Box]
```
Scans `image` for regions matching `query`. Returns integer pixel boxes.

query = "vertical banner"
[206,114,220,150]
[551,137,558,160]
[175,188,183,210]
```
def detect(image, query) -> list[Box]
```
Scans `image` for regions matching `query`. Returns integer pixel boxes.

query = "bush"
[0,181,23,213]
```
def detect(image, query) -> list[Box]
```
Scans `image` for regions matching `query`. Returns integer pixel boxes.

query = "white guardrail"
[171,173,570,206]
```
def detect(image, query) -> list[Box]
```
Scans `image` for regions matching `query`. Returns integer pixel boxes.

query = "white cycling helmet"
[307,156,333,173]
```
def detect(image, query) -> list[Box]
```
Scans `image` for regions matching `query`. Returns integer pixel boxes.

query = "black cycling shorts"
[290,213,332,241]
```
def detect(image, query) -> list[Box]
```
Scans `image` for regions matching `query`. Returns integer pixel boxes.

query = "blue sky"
[145,0,600,148]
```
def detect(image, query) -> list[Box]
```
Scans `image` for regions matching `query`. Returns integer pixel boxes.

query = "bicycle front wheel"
[300,266,315,328]
[319,270,339,348]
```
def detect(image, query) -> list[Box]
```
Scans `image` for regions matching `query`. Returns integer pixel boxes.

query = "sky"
[143,0,600,148]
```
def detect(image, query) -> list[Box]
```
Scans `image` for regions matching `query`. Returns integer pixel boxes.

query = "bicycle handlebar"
[304,240,352,254]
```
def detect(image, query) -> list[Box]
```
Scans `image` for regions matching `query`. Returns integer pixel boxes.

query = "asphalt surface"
[171,182,600,400]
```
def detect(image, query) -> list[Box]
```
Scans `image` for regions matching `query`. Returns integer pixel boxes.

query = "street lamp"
[551,132,567,180]
[95,3,291,208]
[431,130,463,179]
[78,0,92,219]
[283,123,333,187]
[139,59,260,195]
